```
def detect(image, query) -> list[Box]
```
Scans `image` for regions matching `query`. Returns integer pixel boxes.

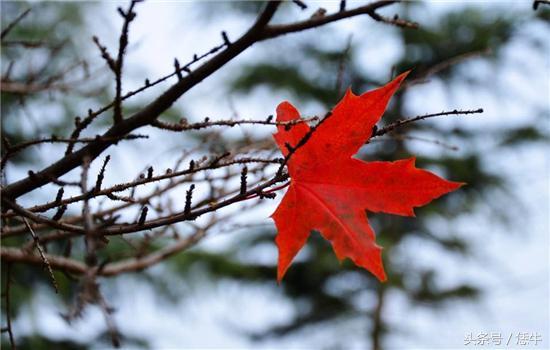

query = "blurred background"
[1,1,548,349]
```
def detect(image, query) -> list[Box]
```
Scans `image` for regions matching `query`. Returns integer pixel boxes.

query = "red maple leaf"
[271,71,462,282]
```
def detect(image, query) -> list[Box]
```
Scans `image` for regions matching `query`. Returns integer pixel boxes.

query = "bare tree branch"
[1,8,31,40]
[1,226,207,277]
[2,0,406,200]
[372,108,484,137]
[22,217,59,293]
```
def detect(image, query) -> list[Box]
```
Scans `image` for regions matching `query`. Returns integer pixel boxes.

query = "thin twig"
[92,36,116,72]
[151,115,318,131]
[291,0,307,10]
[81,156,99,267]
[1,8,31,39]
[3,263,16,350]
[373,108,484,137]
[113,0,141,124]
[94,155,111,192]
[368,12,419,29]
[22,217,59,293]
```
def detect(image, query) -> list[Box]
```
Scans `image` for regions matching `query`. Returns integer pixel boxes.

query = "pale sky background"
[4,1,549,349]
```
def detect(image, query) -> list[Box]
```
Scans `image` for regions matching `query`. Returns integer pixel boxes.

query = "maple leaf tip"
[451,181,467,191]
[388,70,411,89]
[276,100,292,109]
[276,101,301,123]
[372,264,387,282]
[397,69,412,80]
[343,87,358,99]
[444,180,466,192]
[276,267,287,284]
